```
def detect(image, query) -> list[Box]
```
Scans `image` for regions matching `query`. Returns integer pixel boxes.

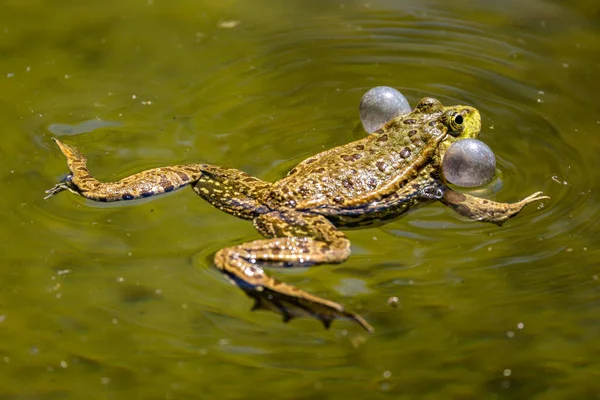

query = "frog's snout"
[459,106,481,139]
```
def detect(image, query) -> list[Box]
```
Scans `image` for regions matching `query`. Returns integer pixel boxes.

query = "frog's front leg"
[439,186,549,225]
[214,210,373,332]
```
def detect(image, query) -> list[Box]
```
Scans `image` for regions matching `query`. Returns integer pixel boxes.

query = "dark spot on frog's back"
[403,119,416,125]
[339,154,362,163]
[341,178,353,189]
[332,196,344,204]
[376,134,388,143]
[141,190,154,198]
[376,161,386,172]
[305,157,317,164]
[408,130,417,137]
[354,144,365,151]
[400,147,411,159]
[297,185,310,196]
[122,193,135,200]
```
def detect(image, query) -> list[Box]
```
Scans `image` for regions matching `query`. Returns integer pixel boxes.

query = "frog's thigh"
[213,211,372,331]
[192,167,272,219]
[253,211,350,252]
[440,187,549,225]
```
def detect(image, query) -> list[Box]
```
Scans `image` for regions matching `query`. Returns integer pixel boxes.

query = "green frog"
[45,97,548,332]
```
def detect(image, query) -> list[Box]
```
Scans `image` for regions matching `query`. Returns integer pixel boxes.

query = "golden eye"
[444,111,464,136]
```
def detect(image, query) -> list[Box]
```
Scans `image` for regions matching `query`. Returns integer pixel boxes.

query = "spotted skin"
[192,168,272,220]
[45,98,549,332]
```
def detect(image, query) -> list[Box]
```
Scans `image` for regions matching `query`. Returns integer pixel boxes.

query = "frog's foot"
[44,183,68,199]
[214,237,373,333]
[440,187,550,225]
[519,191,551,205]
[214,211,374,332]
[44,175,80,199]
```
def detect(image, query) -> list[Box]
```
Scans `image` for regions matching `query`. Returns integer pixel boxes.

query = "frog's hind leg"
[439,186,549,225]
[191,168,272,220]
[213,210,373,332]
[45,138,239,203]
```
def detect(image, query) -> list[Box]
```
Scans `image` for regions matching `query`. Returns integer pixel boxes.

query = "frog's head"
[412,98,481,159]
[441,104,481,138]
[440,102,481,151]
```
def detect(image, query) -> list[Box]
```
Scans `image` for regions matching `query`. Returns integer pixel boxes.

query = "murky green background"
[1,0,599,398]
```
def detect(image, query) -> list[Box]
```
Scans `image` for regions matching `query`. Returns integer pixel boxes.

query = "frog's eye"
[444,111,464,136]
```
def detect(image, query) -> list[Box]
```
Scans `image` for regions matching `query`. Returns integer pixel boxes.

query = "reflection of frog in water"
[46,98,548,332]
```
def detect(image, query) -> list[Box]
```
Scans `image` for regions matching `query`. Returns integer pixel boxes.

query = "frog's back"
[265,114,444,210]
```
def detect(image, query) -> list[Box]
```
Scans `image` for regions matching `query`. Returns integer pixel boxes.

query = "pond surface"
[1,0,599,398]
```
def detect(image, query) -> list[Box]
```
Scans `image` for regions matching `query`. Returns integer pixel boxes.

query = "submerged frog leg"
[439,187,549,225]
[214,211,373,332]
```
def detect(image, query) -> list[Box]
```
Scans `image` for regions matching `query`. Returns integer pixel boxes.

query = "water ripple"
[20,3,598,383]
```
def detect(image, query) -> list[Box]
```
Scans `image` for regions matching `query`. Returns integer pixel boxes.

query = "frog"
[44,97,549,333]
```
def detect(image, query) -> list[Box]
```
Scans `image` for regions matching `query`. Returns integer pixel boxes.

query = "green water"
[1,0,599,398]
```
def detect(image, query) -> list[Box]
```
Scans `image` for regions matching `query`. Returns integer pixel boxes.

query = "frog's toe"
[243,282,373,333]
[44,178,79,199]
[44,183,67,199]
[520,191,550,204]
